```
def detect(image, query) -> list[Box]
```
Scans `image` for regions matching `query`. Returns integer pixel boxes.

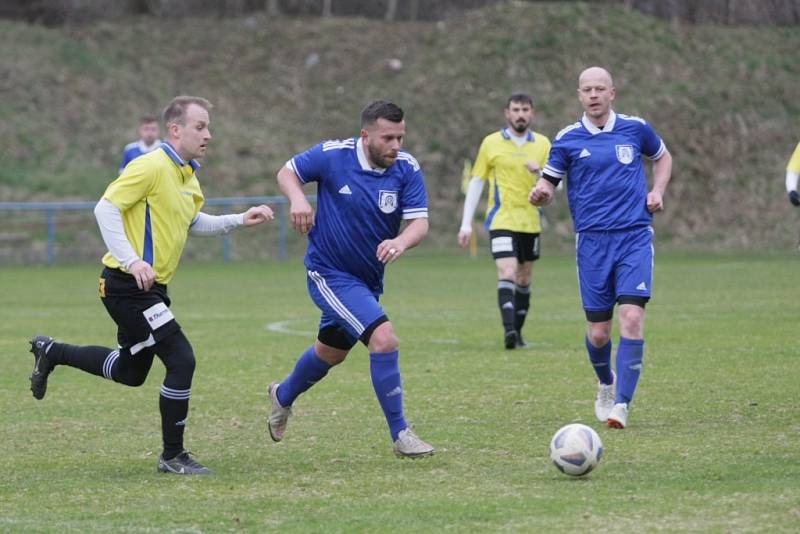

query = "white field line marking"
[265,318,316,337]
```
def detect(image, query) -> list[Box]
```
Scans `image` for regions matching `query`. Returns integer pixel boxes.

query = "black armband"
[542,173,561,187]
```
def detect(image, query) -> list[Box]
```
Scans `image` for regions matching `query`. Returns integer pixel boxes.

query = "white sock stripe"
[161,385,191,394]
[308,271,365,334]
[160,392,191,400]
[102,350,120,380]
[160,385,191,400]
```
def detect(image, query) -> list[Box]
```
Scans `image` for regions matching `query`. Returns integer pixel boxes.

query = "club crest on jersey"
[378,190,398,214]
[615,144,634,164]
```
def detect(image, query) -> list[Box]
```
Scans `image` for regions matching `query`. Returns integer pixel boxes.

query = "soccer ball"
[549,423,603,476]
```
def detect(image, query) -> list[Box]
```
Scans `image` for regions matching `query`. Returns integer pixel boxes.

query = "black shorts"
[489,230,541,263]
[99,267,181,354]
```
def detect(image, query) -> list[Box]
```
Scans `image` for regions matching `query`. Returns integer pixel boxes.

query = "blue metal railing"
[0,195,315,265]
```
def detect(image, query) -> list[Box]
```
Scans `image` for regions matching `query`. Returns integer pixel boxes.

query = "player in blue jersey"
[268,100,434,457]
[119,115,161,173]
[529,67,673,429]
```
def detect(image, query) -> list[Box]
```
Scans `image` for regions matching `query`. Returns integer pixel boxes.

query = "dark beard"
[512,121,528,134]
[368,143,395,169]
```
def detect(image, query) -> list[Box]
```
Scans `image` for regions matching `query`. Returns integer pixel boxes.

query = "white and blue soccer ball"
[549,423,603,476]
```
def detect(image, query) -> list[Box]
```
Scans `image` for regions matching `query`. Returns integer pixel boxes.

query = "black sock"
[497,279,515,333]
[160,393,189,460]
[156,331,195,460]
[514,284,531,334]
[47,342,115,378]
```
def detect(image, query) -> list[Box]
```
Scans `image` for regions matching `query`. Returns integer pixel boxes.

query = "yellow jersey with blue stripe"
[101,143,204,285]
[788,142,800,174]
[471,128,551,233]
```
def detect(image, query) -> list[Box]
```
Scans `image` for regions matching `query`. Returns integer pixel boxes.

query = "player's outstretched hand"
[290,199,315,234]
[529,180,554,207]
[646,191,664,213]
[129,260,156,291]
[789,190,800,207]
[457,229,472,248]
[243,205,274,226]
[377,240,404,264]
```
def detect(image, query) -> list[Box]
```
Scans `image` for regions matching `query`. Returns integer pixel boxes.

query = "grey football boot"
[157,451,213,475]
[267,382,292,442]
[393,428,435,458]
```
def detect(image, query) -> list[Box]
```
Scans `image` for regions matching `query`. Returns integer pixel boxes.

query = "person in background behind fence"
[119,115,162,173]
[26,96,274,475]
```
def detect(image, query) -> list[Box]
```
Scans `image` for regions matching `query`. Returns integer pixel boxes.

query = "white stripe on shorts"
[308,270,365,334]
[129,334,156,355]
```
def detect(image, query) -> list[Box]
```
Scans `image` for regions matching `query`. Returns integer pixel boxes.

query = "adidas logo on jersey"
[338,184,352,195]
[636,282,647,291]
[579,148,591,158]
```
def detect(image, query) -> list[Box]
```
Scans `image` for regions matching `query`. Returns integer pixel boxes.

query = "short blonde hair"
[162,96,212,126]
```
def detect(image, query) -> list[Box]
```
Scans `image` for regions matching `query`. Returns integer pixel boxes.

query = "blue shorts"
[306,268,387,346]
[576,226,654,317]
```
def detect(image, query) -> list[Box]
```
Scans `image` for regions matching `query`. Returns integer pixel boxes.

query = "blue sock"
[586,337,613,385]
[277,346,331,407]
[616,337,644,404]
[369,351,407,441]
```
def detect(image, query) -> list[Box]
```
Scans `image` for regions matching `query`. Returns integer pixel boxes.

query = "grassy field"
[1,252,798,532]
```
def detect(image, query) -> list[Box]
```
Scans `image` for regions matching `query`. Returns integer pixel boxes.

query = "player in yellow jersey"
[786,141,800,247]
[458,93,551,349]
[786,141,800,207]
[26,96,274,475]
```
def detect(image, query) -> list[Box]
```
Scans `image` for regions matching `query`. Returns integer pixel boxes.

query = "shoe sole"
[29,339,50,400]
[268,424,282,442]
[267,383,285,442]
[393,449,435,459]
[607,418,625,429]
[157,465,213,475]
[30,376,46,400]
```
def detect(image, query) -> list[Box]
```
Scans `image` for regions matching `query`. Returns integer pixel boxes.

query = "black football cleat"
[504,330,518,350]
[157,451,213,475]
[29,335,55,400]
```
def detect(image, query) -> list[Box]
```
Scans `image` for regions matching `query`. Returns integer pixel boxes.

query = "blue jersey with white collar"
[544,111,666,232]
[120,139,162,173]
[289,137,428,293]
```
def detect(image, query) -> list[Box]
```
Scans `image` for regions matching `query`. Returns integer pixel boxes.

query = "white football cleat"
[267,382,292,442]
[607,402,629,429]
[393,428,435,458]
[594,371,616,422]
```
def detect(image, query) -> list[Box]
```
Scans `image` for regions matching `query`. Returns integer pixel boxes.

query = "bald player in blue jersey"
[268,100,434,458]
[529,67,673,429]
